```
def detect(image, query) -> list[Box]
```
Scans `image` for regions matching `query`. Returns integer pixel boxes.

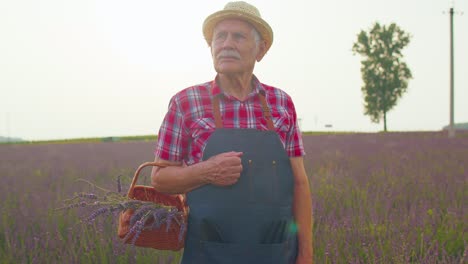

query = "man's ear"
[210,44,215,58]
[256,40,267,62]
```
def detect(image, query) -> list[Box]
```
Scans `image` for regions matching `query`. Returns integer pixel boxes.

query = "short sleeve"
[284,98,306,157]
[154,95,188,162]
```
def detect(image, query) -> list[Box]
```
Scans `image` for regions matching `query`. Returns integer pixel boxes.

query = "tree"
[352,22,412,132]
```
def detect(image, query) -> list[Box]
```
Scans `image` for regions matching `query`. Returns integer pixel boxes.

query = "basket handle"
[127,161,168,198]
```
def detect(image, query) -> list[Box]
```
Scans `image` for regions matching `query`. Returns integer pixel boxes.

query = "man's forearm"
[290,157,313,261]
[150,152,243,194]
[151,160,211,194]
[294,182,313,259]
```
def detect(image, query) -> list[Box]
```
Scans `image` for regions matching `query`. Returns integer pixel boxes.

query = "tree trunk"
[383,111,387,132]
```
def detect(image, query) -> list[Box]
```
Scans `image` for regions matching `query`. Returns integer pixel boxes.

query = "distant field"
[0,131,347,144]
[0,131,466,263]
[2,134,158,144]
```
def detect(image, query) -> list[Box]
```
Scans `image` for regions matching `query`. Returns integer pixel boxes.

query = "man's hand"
[204,151,243,186]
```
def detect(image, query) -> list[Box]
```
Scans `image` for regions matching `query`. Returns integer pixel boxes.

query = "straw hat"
[202,1,273,52]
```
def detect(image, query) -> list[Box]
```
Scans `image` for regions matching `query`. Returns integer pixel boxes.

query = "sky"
[1,0,467,141]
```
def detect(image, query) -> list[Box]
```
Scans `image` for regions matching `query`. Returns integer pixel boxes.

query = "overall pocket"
[246,159,279,204]
[200,240,293,264]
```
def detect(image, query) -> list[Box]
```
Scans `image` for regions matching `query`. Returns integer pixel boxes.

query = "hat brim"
[203,10,273,52]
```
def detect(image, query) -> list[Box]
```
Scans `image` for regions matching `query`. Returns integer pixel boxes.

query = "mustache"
[217,50,241,60]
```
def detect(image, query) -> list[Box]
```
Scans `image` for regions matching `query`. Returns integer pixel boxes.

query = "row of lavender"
[302,132,467,263]
[0,132,466,263]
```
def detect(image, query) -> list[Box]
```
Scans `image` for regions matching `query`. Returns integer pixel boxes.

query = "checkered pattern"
[154,76,305,165]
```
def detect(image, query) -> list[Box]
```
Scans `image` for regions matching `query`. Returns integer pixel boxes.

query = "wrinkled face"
[211,19,266,75]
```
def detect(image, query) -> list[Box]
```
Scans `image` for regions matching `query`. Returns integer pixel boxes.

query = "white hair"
[251,27,262,53]
[251,27,261,44]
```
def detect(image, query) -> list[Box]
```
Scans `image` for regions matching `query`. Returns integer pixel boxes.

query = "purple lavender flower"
[150,208,168,229]
[85,207,109,223]
[123,218,142,243]
[130,219,145,245]
[165,209,179,232]
[178,223,186,242]
[130,205,153,226]
[126,210,152,245]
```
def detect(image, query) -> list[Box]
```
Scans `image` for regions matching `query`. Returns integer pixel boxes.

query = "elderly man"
[151,1,313,263]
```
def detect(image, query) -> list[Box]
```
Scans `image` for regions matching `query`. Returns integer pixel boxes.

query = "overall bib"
[181,92,298,264]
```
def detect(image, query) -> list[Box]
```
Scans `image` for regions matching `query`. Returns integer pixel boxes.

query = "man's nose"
[221,33,235,48]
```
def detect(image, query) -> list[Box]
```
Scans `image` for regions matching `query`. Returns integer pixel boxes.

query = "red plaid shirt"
[154,76,305,165]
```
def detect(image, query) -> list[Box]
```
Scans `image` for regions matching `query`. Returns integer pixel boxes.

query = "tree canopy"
[352,22,412,131]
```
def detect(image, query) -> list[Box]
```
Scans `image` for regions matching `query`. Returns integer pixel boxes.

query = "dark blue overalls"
[181,91,298,264]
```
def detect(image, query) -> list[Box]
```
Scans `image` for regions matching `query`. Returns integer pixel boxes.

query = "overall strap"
[212,95,223,128]
[258,90,275,131]
[211,91,275,131]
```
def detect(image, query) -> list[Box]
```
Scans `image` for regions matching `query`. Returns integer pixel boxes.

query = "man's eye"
[215,33,227,40]
[234,33,245,39]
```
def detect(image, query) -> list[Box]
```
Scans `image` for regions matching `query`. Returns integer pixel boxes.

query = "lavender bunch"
[56,176,187,246]
[123,211,150,245]
[122,205,186,245]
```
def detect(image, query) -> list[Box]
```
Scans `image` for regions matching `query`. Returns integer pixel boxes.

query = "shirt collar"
[211,74,265,99]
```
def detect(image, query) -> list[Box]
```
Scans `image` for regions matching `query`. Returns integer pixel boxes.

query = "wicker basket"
[117,161,188,250]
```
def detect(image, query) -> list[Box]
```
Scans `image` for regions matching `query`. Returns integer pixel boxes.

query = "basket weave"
[117,162,188,250]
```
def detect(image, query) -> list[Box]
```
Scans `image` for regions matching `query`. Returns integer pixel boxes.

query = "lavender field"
[0,132,467,263]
